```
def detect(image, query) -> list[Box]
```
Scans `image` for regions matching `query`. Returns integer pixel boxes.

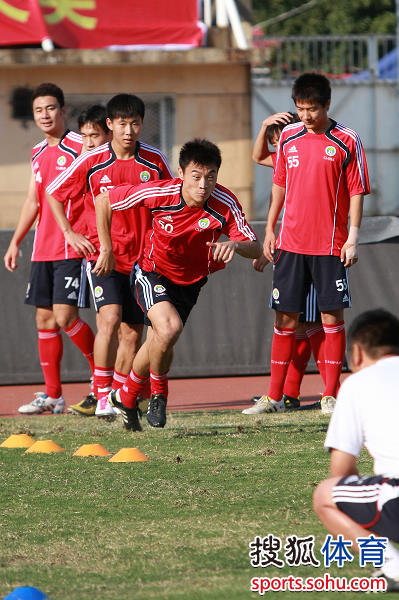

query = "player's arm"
[46,192,96,257]
[4,172,38,271]
[92,191,115,276]
[252,113,292,167]
[340,194,363,267]
[329,448,358,478]
[263,184,285,261]
[206,239,261,263]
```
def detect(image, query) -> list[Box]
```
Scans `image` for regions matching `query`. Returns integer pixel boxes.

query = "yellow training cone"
[25,440,64,453]
[73,443,111,457]
[0,434,35,448]
[109,447,148,462]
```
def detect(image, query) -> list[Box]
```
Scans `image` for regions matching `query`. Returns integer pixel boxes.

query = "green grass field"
[0,409,393,599]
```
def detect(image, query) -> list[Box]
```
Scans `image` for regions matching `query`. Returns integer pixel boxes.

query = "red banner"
[0,0,204,49]
[0,0,48,45]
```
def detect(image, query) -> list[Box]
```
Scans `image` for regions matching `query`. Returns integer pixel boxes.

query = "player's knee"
[154,317,183,348]
[313,479,332,516]
[97,308,121,337]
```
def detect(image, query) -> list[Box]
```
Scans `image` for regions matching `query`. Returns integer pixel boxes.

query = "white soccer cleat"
[242,395,285,414]
[321,395,336,415]
[18,392,65,415]
[95,397,117,418]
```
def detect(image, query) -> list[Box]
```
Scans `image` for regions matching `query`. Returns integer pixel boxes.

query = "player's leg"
[314,475,399,589]
[282,322,311,409]
[243,251,306,415]
[52,259,95,376]
[19,262,64,415]
[311,255,350,414]
[92,303,121,417]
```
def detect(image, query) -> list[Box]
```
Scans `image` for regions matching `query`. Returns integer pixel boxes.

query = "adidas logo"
[67,291,78,300]
[100,174,112,184]
[163,215,173,222]
[343,294,349,302]
[288,145,298,153]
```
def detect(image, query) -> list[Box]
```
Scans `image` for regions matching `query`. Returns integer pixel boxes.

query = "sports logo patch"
[325,146,336,157]
[272,288,280,300]
[154,284,166,294]
[94,286,103,298]
[57,155,67,166]
[198,218,210,229]
[140,171,151,182]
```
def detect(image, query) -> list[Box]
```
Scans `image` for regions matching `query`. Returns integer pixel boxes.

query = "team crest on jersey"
[154,284,166,294]
[94,286,103,298]
[198,218,210,229]
[140,171,151,182]
[272,287,280,300]
[325,146,336,157]
[57,156,67,166]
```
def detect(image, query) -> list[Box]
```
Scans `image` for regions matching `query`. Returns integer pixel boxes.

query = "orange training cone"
[0,434,35,448]
[109,447,148,462]
[73,443,111,457]
[25,440,64,453]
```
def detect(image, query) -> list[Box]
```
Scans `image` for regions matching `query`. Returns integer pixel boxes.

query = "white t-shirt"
[325,356,399,477]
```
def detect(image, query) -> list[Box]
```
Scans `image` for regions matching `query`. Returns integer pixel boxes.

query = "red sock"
[283,333,311,398]
[323,321,345,397]
[63,318,95,374]
[112,370,128,391]
[306,323,326,384]
[38,328,63,398]
[94,366,114,402]
[268,326,296,402]
[119,370,149,408]
[150,369,168,399]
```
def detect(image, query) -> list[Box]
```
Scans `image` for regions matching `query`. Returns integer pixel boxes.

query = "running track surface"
[0,373,348,417]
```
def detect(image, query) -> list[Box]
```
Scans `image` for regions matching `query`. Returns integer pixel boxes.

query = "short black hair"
[348,309,399,359]
[78,105,108,134]
[267,112,300,145]
[292,73,331,107]
[106,94,145,121]
[179,139,222,172]
[32,83,64,107]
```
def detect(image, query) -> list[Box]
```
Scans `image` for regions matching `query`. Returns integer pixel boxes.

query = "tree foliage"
[253,0,396,36]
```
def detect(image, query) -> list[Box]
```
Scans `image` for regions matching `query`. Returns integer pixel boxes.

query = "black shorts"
[87,263,144,325]
[132,263,207,327]
[270,250,351,313]
[333,475,399,543]
[24,259,90,308]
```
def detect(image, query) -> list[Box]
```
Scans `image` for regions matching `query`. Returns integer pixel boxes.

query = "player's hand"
[262,112,293,129]
[92,248,116,276]
[4,243,19,272]
[263,231,276,262]
[252,253,270,272]
[206,240,237,263]
[340,242,358,267]
[64,231,96,258]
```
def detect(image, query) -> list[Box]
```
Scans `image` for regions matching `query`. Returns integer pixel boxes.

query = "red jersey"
[31,130,83,261]
[47,141,172,274]
[273,120,370,256]
[109,178,257,285]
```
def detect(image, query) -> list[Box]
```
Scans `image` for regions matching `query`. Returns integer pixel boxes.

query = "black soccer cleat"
[108,389,143,432]
[282,394,301,411]
[146,394,167,428]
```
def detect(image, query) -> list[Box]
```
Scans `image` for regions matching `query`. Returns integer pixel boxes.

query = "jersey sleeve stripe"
[335,123,368,192]
[139,142,174,177]
[111,184,181,211]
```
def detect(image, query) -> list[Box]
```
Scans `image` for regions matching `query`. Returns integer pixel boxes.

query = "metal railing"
[251,35,396,82]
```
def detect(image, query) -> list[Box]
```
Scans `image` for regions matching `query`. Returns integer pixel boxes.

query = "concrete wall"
[0,48,254,228]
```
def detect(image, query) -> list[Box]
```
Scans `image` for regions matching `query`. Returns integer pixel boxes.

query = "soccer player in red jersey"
[245,111,326,414]
[47,94,172,426]
[78,104,112,153]
[3,83,96,415]
[94,138,262,429]
[242,73,370,416]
